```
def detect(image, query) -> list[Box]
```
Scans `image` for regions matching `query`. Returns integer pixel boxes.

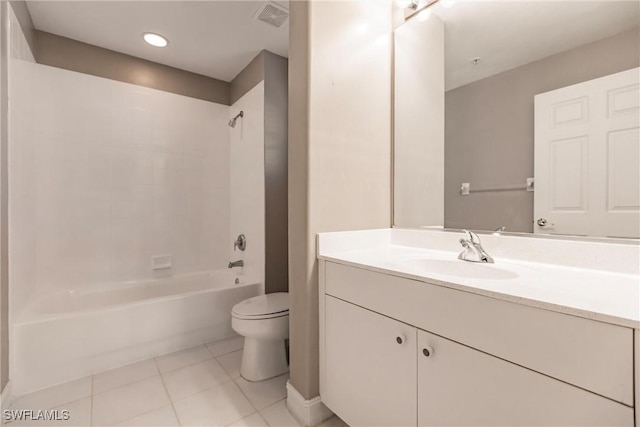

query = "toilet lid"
[232,292,289,319]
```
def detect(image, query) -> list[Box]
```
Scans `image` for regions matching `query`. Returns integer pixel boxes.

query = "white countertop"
[319,244,640,329]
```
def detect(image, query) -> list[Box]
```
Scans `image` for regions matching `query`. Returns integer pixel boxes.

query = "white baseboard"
[286,381,333,427]
[1,381,12,424]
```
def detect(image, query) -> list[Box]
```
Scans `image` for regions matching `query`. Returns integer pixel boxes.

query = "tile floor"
[7,337,347,427]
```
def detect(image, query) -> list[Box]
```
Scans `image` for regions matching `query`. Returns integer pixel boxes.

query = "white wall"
[229,82,265,287]
[8,6,33,62]
[9,61,231,312]
[394,13,444,227]
[288,0,392,401]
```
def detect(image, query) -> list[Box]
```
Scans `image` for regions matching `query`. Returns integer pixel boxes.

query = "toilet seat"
[232,292,289,320]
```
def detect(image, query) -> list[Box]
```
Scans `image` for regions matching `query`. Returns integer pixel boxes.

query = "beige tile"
[8,397,91,427]
[234,374,288,410]
[93,359,159,395]
[206,336,244,357]
[216,350,242,379]
[117,405,179,426]
[92,376,170,426]
[162,358,231,401]
[173,382,254,427]
[259,400,301,427]
[12,377,92,411]
[155,345,212,373]
[228,412,268,427]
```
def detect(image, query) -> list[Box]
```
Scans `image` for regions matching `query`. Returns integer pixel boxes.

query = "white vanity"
[318,228,639,426]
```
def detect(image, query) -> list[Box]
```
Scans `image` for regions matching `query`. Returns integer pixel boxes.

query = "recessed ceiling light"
[143,33,168,48]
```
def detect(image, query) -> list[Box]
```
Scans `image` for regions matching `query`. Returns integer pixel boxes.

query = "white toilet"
[231,292,289,381]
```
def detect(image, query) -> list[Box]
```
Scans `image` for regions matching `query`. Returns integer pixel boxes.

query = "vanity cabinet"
[324,296,417,426]
[417,329,632,426]
[319,261,636,427]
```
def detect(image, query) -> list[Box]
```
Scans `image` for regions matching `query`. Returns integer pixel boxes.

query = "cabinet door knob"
[422,347,434,357]
[396,335,406,344]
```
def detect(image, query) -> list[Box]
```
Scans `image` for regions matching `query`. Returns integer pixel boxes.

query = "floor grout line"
[153,358,182,427]
[204,336,244,358]
[230,377,259,415]
[155,345,216,376]
[92,373,161,399]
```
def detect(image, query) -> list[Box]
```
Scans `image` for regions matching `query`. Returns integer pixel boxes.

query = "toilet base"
[241,337,289,381]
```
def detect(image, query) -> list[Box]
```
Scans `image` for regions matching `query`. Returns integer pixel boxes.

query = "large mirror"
[393,0,640,238]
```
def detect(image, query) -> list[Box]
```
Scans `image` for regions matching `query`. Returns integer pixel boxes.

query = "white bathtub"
[12,270,261,395]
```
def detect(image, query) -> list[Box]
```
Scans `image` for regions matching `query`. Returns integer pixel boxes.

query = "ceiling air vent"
[253,2,289,29]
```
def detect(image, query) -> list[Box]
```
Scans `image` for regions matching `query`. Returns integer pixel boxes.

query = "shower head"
[228,111,244,128]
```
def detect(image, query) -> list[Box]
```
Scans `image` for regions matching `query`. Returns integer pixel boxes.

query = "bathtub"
[12,270,261,395]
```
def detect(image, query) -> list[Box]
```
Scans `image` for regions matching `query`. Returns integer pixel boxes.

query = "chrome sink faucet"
[458,230,494,263]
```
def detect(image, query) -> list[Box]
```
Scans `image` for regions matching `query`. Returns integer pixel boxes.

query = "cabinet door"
[417,330,633,426]
[324,296,417,427]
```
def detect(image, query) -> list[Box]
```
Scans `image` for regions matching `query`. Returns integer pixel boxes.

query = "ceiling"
[26,1,290,82]
[429,0,640,91]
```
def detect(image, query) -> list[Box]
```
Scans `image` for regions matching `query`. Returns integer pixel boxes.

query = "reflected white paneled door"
[323,296,417,427]
[534,67,640,237]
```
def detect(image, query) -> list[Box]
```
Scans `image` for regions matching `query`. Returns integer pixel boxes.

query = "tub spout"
[228,260,244,268]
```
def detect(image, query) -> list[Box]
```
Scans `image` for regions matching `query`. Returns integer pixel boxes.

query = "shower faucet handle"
[234,234,247,251]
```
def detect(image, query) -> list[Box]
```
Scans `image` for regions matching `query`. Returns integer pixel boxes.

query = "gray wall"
[35,31,230,105]
[230,52,264,105]
[263,52,289,295]
[231,50,289,295]
[444,28,640,233]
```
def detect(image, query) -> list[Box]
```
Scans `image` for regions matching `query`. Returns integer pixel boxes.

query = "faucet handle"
[234,234,247,251]
[461,229,481,244]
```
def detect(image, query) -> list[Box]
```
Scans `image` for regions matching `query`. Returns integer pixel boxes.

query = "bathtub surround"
[230,82,266,287]
[288,0,392,424]
[444,28,640,232]
[10,60,232,309]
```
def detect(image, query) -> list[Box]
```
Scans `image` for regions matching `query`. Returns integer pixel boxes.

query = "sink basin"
[401,258,519,280]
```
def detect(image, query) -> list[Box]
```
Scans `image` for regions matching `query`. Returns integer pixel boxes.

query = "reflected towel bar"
[460,178,534,195]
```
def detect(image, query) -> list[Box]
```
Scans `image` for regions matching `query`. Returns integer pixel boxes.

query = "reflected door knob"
[537,218,554,227]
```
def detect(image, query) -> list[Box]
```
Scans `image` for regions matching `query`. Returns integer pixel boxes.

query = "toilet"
[231,292,289,381]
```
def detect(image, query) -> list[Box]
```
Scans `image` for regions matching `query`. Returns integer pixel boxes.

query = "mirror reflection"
[393,0,640,238]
